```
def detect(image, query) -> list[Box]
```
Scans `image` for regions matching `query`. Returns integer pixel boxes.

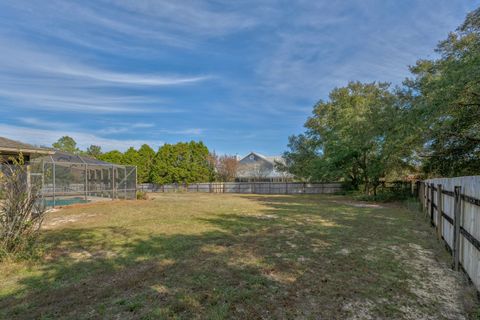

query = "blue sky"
[0,1,477,156]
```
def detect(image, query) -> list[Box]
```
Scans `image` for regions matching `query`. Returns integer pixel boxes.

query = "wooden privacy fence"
[419,176,480,290]
[138,182,342,195]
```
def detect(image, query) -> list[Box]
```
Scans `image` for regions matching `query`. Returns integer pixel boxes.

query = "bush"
[0,162,47,258]
[136,191,149,200]
[353,188,412,203]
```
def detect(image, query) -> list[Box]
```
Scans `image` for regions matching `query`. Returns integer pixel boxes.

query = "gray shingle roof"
[237,152,291,178]
[0,136,52,154]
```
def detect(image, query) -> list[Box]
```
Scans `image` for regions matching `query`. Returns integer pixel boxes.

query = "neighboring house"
[0,136,54,164]
[236,152,292,182]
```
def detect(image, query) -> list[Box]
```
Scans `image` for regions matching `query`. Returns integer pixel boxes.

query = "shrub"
[136,191,149,200]
[0,161,47,258]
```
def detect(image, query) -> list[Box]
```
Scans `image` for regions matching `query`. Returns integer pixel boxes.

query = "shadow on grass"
[0,195,438,319]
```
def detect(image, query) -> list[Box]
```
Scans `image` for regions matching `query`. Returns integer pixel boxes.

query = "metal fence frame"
[29,159,137,207]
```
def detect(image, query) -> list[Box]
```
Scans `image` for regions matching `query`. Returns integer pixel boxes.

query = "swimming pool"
[44,197,90,207]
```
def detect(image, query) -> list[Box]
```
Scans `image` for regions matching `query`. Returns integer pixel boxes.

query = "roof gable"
[239,152,284,165]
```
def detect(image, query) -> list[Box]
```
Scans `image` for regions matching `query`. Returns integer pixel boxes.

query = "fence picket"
[437,184,443,240]
[453,186,462,271]
[137,182,343,195]
[420,177,480,291]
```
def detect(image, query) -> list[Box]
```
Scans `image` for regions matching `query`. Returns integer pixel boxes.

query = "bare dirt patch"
[390,243,474,320]
[43,213,96,228]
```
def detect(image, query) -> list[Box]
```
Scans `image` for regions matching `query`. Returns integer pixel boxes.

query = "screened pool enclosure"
[29,152,137,207]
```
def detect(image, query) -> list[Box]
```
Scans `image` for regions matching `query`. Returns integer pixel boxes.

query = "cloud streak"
[0,124,162,151]
[53,66,210,86]
[0,36,208,113]
[0,0,475,155]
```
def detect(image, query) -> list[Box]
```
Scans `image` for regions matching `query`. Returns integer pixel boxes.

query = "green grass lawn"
[0,193,477,319]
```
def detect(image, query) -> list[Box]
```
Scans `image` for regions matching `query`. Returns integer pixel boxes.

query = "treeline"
[280,8,480,195]
[51,136,238,184]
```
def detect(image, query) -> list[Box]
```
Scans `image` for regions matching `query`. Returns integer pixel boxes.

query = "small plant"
[136,191,149,200]
[0,157,47,258]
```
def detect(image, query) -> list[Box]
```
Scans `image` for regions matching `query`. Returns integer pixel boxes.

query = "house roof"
[0,136,54,155]
[239,152,285,165]
[237,152,290,178]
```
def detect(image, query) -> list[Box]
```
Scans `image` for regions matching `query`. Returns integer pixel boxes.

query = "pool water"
[44,197,90,207]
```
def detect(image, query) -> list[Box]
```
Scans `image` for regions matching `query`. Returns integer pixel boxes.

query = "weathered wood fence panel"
[420,176,480,290]
[138,182,342,195]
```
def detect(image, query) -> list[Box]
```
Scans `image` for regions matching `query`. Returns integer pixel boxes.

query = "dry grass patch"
[0,193,478,319]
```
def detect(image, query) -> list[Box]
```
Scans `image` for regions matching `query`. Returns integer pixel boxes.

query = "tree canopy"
[150,141,215,184]
[283,82,414,194]
[85,145,102,159]
[405,7,480,176]
[98,150,124,165]
[137,144,156,183]
[281,7,480,191]
[52,136,79,154]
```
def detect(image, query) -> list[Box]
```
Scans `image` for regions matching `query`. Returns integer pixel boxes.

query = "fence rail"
[138,182,343,195]
[419,176,480,291]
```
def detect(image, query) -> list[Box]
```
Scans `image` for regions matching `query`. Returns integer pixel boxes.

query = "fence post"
[111,166,115,200]
[430,183,435,226]
[84,163,88,201]
[53,162,56,207]
[423,183,430,215]
[437,184,443,240]
[453,186,462,271]
[303,182,306,194]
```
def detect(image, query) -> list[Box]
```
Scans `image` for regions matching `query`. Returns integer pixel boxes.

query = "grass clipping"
[0,160,46,258]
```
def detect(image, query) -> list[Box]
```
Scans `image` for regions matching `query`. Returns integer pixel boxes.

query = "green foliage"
[353,182,413,202]
[0,158,47,259]
[137,144,155,183]
[85,145,102,159]
[405,7,480,177]
[52,136,79,154]
[281,8,480,189]
[283,82,415,194]
[279,134,319,181]
[151,141,215,184]
[136,191,149,200]
[98,150,124,164]
[122,147,141,166]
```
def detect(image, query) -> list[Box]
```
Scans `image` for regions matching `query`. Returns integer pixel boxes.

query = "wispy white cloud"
[0,36,206,113]
[0,123,161,152]
[131,123,155,129]
[0,89,161,113]
[254,1,474,101]
[1,1,261,52]
[51,65,210,86]
[0,0,475,155]
[159,128,204,135]
[0,37,211,88]
[17,117,73,129]
[97,124,203,136]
